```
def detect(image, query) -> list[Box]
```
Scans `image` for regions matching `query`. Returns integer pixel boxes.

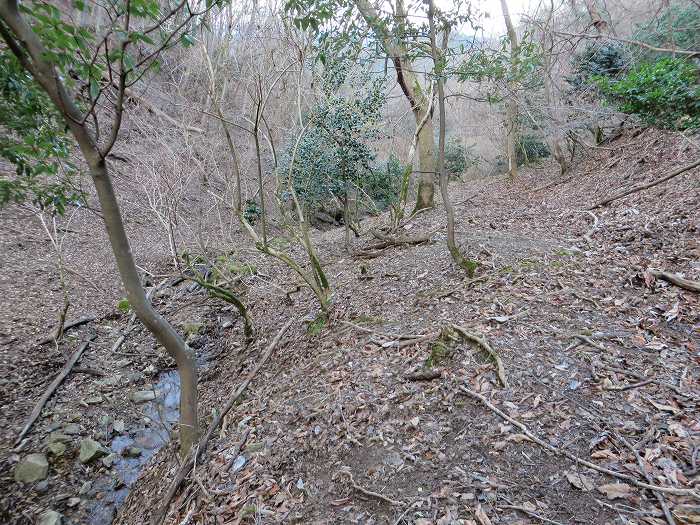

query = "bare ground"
[1,128,699,525]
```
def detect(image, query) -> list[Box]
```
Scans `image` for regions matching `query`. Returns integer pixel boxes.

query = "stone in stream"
[47,441,66,457]
[123,446,142,458]
[101,453,119,468]
[113,420,125,433]
[129,390,156,403]
[15,453,49,483]
[79,439,109,464]
[48,432,71,444]
[37,510,62,525]
[62,423,82,435]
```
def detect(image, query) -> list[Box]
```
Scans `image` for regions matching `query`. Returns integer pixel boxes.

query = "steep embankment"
[1,128,698,525]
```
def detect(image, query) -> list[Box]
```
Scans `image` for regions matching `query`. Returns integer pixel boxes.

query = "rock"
[98,415,114,428]
[114,359,131,368]
[123,446,142,458]
[84,395,104,405]
[101,453,119,468]
[66,497,81,508]
[97,375,121,387]
[35,480,49,493]
[48,432,71,444]
[37,510,62,525]
[62,423,81,435]
[79,439,109,464]
[129,390,156,403]
[79,481,92,495]
[47,441,66,457]
[113,420,125,433]
[15,453,49,483]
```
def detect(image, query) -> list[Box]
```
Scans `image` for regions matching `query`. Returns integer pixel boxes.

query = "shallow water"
[86,371,180,524]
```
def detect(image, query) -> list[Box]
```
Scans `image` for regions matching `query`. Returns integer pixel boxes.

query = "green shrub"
[567,42,629,91]
[634,6,700,58]
[0,50,81,213]
[243,199,262,225]
[516,134,550,165]
[595,57,700,130]
[361,155,403,210]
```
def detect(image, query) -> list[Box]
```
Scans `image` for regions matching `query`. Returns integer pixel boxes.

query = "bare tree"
[500,0,520,180]
[354,0,436,211]
[0,0,219,455]
[427,0,477,275]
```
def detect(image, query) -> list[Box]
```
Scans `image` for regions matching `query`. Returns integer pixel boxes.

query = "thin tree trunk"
[500,0,519,180]
[0,0,198,456]
[427,0,476,276]
[354,0,435,210]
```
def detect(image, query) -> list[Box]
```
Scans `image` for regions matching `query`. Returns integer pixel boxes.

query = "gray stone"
[98,415,114,428]
[48,432,71,444]
[113,420,125,433]
[14,453,49,483]
[35,480,49,493]
[114,359,131,368]
[79,481,92,495]
[47,441,66,457]
[37,510,62,525]
[84,395,104,405]
[97,375,121,387]
[101,453,119,468]
[63,423,81,435]
[123,446,142,458]
[129,390,156,403]
[79,439,109,464]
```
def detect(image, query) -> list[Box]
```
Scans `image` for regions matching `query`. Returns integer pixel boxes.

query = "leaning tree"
[0,0,231,456]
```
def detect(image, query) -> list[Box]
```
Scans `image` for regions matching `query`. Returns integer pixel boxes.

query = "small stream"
[86,371,181,524]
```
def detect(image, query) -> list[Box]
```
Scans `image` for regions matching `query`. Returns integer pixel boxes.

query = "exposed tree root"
[647,269,700,293]
[153,318,294,525]
[460,387,700,500]
[452,325,508,388]
[591,158,700,208]
[15,335,96,446]
[335,468,404,506]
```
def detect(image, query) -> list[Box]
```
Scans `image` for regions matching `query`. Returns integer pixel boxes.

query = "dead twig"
[336,468,404,506]
[153,318,294,525]
[647,269,700,293]
[34,315,95,346]
[615,432,676,525]
[604,377,656,392]
[452,325,508,388]
[460,387,700,500]
[592,158,700,208]
[15,335,97,445]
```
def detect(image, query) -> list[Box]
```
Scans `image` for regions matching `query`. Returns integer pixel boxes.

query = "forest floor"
[1,128,699,525]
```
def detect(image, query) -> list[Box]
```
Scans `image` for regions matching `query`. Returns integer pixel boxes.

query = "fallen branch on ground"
[460,387,700,500]
[615,432,676,525]
[336,468,404,506]
[15,335,97,445]
[647,269,700,293]
[35,315,95,346]
[153,318,294,525]
[582,211,599,244]
[404,368,442,381]
[452,325,508,388]
[591,158,700,208]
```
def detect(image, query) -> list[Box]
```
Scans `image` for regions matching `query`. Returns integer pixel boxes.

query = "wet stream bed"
[85,370,180,524]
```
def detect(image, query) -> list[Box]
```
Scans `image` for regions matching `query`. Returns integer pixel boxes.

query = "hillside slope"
[1,128,699,525]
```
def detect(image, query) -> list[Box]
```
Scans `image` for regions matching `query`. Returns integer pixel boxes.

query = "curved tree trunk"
[354,0,435,210]
[0,0,198,456]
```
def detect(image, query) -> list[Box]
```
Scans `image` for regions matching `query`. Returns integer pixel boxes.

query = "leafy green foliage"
[117,298,131,313]
[595,58,700,130]
[361,155,404,211]
[634,5,700,57]
[516,134,550,166]
[243,199,262,225]
[282,60,386,212]
[567,42,629,91]
[444,138,479,176]
[0,50,80,213]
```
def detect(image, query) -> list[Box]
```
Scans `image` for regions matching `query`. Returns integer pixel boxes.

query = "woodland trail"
[1,129,699,525]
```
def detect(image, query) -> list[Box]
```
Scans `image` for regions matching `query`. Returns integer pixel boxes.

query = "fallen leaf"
[566,471,595,491]
[598,483,633,500]
[474,503,493,525]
